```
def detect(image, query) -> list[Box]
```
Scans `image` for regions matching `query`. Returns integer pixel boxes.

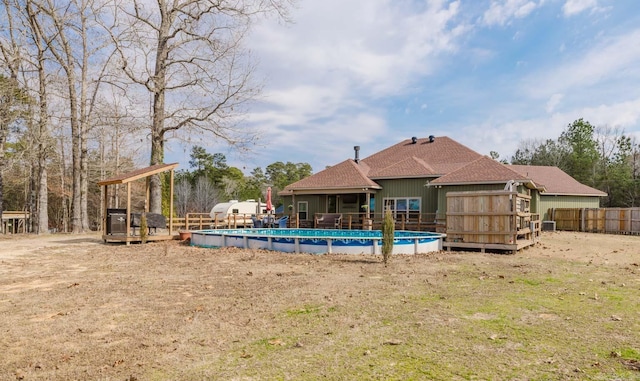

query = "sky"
[166,0,640,175]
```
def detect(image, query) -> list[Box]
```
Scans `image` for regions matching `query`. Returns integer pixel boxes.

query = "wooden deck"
[102,233,178,244]
[443,238,536,254]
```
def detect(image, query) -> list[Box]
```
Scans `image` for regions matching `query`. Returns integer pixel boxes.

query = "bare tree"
[29,0,117,232]
[1,0,50,232]
[192,176,218,213]
[111,0,292,214]
[174,177,193,217]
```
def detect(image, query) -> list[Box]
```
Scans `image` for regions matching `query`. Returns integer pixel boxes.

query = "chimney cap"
[411,136,417,144]
[428,135,435,143]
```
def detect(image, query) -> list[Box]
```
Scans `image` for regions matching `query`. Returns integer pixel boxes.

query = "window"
[342,194,357,204]
[327,195,337,213]
[298,201,308,220]
[383,197,421,220]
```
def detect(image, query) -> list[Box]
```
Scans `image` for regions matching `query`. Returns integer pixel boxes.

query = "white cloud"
[524,29,640,98]
[460,97,640,160]
[251,0,467,96]
[240,0,472,169]
[482,0,542,26]
[562,0,598,16]
[546,93,564,113]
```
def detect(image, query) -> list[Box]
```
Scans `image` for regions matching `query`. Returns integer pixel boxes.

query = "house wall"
[374,178,438,215]
[282,194,366,219]
[281,195,323,221]
[538,195,601,221]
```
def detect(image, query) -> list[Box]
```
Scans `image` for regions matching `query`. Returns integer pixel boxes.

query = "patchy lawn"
[0,231,639,380]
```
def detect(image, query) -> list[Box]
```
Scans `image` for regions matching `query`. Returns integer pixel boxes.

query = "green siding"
[538,196,601,220]
[281,195,323,220]
[283,182,603,225]
[374,178,437,214]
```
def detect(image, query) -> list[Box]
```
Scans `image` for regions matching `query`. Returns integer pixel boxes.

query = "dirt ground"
[0,231,639,380]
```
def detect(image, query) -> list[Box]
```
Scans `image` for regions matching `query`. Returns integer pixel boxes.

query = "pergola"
[97,163,178,244]
[1,211,30,234]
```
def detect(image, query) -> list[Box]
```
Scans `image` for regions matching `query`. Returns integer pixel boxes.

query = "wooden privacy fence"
[444,190,539,253]
[549,208,640,234]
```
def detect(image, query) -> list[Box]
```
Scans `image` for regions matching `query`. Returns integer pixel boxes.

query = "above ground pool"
[190,228,445,255]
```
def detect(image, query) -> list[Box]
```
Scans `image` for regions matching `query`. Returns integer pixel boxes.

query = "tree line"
[174,146,311,217]
[508,118,640,207]
[0,0,292,233]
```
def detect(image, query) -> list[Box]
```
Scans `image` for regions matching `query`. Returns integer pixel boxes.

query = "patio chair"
[276,216,289,228]
[251,216,263,228]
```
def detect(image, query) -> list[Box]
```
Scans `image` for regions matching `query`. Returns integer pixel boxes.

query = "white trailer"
[209,200,269,227]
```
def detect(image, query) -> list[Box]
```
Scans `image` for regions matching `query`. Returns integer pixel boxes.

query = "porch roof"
[280,159,381,195]
[97,163,179,186]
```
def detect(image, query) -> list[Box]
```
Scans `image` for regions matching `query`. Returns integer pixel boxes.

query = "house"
[280,136,605,228]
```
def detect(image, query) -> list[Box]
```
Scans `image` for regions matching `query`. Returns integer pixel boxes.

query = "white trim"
[297,201,309,221]
[383,197,422,219]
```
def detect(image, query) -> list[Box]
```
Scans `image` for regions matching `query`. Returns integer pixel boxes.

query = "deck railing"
[170,212,444,232]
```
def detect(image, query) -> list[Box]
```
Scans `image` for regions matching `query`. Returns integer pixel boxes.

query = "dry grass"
[0,232,639,380]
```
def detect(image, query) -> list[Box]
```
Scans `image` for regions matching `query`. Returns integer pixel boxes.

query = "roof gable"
[510,165,607,196]
[431,156,530,185]
[371,156,435,178]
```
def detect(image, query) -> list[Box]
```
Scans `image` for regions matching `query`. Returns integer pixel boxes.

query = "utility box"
[107,209,127,235]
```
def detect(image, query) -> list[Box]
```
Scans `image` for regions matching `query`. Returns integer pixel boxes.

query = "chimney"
[429,135,435,143]
[411,136,417,144]
[354,146,360,163]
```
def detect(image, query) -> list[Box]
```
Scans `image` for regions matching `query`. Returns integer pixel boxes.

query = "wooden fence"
[444,190,539,253]
[549,208,640,234]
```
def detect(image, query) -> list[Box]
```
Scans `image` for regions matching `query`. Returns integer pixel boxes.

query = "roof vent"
[411,136,417,144]
[429,135,435,143]
[354,146,360,163]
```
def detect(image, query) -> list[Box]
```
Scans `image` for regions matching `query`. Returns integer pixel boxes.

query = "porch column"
[292,194,297,228]
[365,192,371,220]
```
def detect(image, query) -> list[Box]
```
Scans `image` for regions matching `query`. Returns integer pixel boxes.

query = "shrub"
[381,209,394,264]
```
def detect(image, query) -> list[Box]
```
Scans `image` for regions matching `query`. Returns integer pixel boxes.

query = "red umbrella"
[266,187,273,212]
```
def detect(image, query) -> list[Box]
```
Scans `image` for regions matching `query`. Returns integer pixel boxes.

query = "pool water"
[190,228,445,255]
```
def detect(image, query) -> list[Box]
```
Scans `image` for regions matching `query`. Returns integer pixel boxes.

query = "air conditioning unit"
[542,221,556,232]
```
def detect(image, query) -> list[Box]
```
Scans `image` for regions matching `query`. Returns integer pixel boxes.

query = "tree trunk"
[148,3,169,214]
[34,27,49,234]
